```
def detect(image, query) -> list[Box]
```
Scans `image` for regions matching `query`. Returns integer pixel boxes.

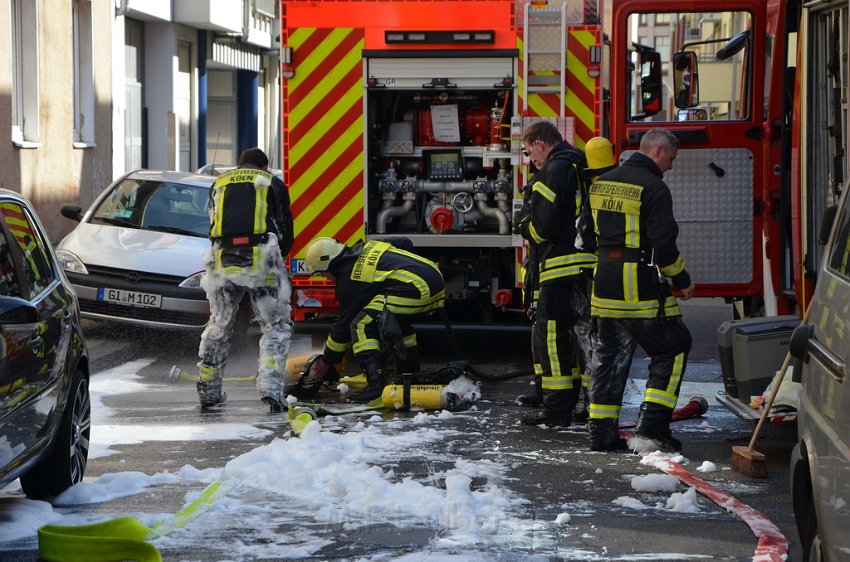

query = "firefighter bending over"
[303,237,445,403]
[514,121,597,427]
[196,147,294,413]
[587,128,695,452]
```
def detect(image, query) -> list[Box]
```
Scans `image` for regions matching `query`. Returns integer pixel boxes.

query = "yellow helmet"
[304,237,346,273]
[585,136,615,175]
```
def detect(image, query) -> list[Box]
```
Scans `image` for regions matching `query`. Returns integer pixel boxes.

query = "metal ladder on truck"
[523,2,569,118]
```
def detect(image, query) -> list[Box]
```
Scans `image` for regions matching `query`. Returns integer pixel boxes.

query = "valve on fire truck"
[494,289,512,308]
[429,206,454,233]
[380,167,399,194]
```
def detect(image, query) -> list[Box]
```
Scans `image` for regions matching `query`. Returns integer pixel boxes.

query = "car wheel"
[20,369,91,500]
[803,491,822,562]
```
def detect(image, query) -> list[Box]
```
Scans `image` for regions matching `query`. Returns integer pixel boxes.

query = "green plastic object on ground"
[37,479,234,562]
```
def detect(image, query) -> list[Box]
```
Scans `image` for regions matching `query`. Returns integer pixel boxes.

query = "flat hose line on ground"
[639,451,789,562]
[436,308,532,382]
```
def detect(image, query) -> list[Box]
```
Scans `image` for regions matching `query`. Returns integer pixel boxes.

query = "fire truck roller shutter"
[365,57,515,90]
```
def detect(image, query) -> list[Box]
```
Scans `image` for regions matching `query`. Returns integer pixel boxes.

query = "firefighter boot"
[515,376,543,408]
[588,418,628,452]
[196,365,226,409]
[521,388,576,427]
[351,360,385,403]
[261,385,286,414]
[634,402,681,453]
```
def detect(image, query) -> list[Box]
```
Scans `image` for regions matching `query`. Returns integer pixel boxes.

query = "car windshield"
[89,179,210,237]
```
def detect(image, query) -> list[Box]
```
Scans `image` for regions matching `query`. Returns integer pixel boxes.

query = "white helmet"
[304,237,346,273]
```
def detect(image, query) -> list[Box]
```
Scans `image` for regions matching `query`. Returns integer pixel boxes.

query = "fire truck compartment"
[362,54,520,307]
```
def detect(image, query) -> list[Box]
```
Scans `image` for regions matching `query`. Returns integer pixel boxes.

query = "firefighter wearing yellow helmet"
[196,147,294,413]
[303,237,445,403]
[585,136,617,178]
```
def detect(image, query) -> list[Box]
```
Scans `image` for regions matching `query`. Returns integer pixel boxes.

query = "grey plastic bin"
[716,315,799,400]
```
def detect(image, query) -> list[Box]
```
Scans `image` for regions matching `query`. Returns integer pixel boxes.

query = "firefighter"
[514,121,597,427]
[303,237,445,403]
[196,147,294,413]
[587,128,695,452]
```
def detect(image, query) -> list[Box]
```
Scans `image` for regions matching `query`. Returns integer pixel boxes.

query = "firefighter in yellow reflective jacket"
[587,128,695,452]
[514,121,597,427]
[303,237,445,403]
[197,147,294,413]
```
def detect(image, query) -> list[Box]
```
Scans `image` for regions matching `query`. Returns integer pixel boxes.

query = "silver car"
[790,184,850,562]
[57,170,214,330]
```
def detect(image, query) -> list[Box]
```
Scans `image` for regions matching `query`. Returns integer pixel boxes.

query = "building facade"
[0,0,281,241]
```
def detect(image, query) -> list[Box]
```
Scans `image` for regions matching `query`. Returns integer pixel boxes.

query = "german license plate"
[97,287,162,308]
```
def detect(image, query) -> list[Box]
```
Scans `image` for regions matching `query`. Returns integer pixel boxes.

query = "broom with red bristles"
[731,308,809,478]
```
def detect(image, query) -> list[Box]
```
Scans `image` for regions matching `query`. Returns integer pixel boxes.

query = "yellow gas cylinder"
[381,384,445,410]
[285,353,348,382]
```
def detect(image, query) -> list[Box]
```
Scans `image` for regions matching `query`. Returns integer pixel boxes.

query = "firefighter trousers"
[199,262,293,402]
[350,288,443,373]
[532,277,593,418]
[588,316,692,426]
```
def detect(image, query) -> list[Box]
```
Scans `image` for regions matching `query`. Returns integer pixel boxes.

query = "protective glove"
[307,356,331,382]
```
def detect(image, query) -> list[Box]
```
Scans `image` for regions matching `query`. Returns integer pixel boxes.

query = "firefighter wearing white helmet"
[303,237,445,403]
[304,237,346,273]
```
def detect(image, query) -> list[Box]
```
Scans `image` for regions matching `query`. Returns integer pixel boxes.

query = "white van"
[790,185,850,562]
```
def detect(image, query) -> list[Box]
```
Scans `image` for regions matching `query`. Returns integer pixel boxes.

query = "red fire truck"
[279,0,844,324]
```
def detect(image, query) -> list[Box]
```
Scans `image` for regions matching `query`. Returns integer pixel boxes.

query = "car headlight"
[56,249,88,274]
[179,271,206,289]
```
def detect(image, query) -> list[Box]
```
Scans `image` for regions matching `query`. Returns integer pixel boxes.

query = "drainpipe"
[242,0,250,41]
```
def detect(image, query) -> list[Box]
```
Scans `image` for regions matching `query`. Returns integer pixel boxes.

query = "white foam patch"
[89,358,156,420]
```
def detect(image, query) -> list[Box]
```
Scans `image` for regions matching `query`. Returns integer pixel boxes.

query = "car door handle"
[808,338,846,383]
[30,334,44,356]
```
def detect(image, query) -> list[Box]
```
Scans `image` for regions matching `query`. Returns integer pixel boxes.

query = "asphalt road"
[0,298,803,561]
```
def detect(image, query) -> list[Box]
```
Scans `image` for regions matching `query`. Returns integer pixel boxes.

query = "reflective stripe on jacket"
[323,240,445,364]
[517,141,597,293]
[590,152,691,319]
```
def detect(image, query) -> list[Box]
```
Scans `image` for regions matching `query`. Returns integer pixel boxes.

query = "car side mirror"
[789,324,814,383]
[61,204,83,222]
[672,51,699,109]
[789,323,813,362]
[0,296,40,330]
[640,50,662,116]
